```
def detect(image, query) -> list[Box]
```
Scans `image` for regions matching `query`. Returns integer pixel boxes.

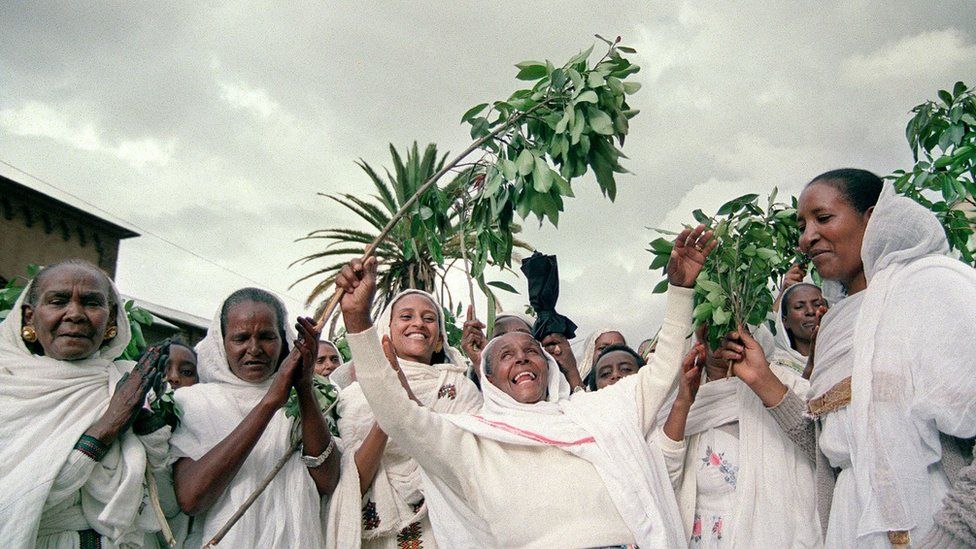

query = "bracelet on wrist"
[300,436,337,468]
[75,434,110,462]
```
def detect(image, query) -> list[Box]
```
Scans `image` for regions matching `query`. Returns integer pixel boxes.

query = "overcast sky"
[2,2,975,348]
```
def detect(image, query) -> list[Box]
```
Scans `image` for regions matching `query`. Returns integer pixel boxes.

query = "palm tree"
[292,142,532,332]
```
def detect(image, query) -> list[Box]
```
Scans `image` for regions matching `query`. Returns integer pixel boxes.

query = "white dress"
[690,425,739,548]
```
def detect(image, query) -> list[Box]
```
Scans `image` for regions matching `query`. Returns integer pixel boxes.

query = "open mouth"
[801,322,817,330]
[243,359,269,368]
[512,371,537,385]
[405,332,428,341]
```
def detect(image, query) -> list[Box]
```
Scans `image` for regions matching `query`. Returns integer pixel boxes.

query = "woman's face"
[783,285,825,343]
[593,331,625,359]
[223,301,282,383]
[165,344,199,389]
[797,182,872,289]
[594,350,641,390]
[21,265,115,361]
[389,294,441,364]
[486,332,549,404]
[315,342,342,377]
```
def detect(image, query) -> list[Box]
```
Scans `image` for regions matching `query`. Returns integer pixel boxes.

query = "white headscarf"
[0,268,168,547]
[846,189,976,538]
[772,283,822,374]
[577,326,620,382]
[325,289,482,548]
[422,336,685,548]
[169,290,327,548]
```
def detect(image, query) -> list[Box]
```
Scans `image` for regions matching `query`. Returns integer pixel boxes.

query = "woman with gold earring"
[0,259,173,547]
[325,290,483,549]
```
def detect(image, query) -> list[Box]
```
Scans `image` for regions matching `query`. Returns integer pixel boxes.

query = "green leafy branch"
[889,80,976,266]
[647,190,801,349]
[284,375,340,437]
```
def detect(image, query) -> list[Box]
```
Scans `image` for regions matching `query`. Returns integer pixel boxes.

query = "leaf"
[652,279,670,294]
[587,108,614,135]
[938,89,953,106]
[575,90,598,104]
[712,307,730,326]
[616,45,637,54]
[697,279,722,293]
[515,61,548,80]
[622,82,642,94]
[517,149,535,176]
[461,103,488,123]
[533,157,553,192]
[501,158,517,180]
[486,280,519,293]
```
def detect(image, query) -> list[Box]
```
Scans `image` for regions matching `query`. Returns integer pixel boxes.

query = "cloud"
[0,100,175,169]
[842,28,976,83]
[219,80,282,119]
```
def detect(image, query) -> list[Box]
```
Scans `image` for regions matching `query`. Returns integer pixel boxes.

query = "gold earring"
[21,325,37,343]
[105,325,118,340]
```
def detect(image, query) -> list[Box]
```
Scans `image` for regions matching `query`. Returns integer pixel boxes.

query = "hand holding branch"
[667,225,717,288]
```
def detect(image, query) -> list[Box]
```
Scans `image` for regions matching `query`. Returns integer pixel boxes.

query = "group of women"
[1,168,974,548]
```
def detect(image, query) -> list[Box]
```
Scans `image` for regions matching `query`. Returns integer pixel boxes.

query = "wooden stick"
[205,400,339,547]
[146,470,177,548]
[313,101,548,330]
[212,102,549,546]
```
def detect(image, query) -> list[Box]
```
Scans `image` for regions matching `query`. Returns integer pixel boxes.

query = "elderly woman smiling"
[336,225,716,547]
[0,259,172,547]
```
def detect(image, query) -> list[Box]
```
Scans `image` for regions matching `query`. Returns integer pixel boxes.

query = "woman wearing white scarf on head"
[771,282,826,376]
[0,259,172,548]
[657,324,822,548]
[334,225,716,548]
[576,327,626,386]
[170,288,339,548]
[325,289,482,549]
[721,169,976,547]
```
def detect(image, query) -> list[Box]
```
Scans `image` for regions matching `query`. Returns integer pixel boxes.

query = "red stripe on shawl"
[472,416,596,446]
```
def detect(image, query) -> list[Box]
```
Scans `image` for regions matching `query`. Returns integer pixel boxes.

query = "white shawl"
[325,290,482,548]
[771,283,821,374]
[423,345,685,548]
[169,292,328,548]
[846,189,976,538]
[675,365,822,547]
[576,326,617,382]
[0,274,169,547]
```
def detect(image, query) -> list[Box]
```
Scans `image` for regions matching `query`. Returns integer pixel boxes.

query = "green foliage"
[890,81,976,266]
[150,388,182,430]
[293,142,532,326]
[284,375,341,437]
[0,264,37,321]
[647,191,802,349]
[463,36,641,279]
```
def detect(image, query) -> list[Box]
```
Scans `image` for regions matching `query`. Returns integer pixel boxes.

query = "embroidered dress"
[690,426,739,548]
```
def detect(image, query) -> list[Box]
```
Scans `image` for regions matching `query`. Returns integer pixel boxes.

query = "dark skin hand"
[540,332,582,391]
[85,340,169,445]
[460,305,486,373]
[173,318,340,515]
[663,344,705,441]
[801,305,828,380]
[717,325,787,407]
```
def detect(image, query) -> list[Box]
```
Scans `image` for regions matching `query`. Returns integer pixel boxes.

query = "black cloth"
[519,251,577,340]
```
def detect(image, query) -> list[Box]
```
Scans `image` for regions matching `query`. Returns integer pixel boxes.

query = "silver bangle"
[300,436,336,468]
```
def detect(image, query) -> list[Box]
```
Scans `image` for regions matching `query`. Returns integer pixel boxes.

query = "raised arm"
[635,225,714,432]
[337,257,477,496]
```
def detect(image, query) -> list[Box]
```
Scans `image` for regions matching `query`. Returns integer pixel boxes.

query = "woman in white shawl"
[658,324,822,547]
[0,259,172,548]
[771,282,826,375]
[576,327,626,386]
[170,288,339,547]
[334,225,716,547]
[720,169,976,547]
[325,289,482,549]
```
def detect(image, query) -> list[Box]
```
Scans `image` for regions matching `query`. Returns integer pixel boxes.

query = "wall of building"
[0,193,123,283]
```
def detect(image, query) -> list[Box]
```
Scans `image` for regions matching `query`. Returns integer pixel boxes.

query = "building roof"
[0,173,140,239]
[121,294,210,331]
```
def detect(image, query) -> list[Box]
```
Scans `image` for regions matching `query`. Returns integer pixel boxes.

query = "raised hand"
[541,332,582,390]
[667,225,717,288]
[291,317,321,392]
[461,305,487,369]
[781,262,807,290]
[802,304,828,380]
[676,344,705,405]
[95,339,169,441]
[336,257,378,334]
